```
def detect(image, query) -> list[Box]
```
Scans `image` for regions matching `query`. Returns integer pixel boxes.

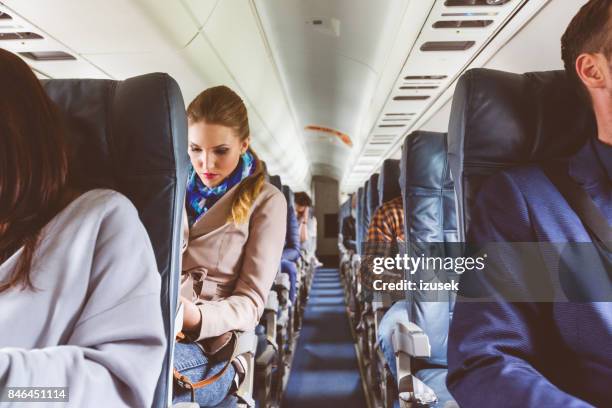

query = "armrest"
[392,321,431,359]
[392,322,437,407]
[372,293,392,311]
[233,331,257,407]
[234,330,257,357]
[265,291,280,312]
[262,292,279,349]
[274,273,291,295]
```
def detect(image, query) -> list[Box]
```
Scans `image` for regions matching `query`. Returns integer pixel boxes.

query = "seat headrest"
[377,159,401,206]
[338,197,350,231]
[366,173,380,217]
[282,185,295,208]
[400,131,455,243]
[339,197,350,218]
[42,73,188,408]
[448,68,596,239]
[42,74,188,192]
[268,175,282,191]
[356,186,366,252]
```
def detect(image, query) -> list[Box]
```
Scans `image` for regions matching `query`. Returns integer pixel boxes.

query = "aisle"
[281,268,367,408]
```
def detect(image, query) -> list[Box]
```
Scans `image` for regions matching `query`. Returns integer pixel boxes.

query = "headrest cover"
[377,159,401,206]
[282,185,295,208]
[448,68,596,239]
[43,74,188,192]
[269,175,282,191]
[356,186,366,252]
[339,197,351,220]
[338,197,351,232]
[400,131,455,243]
[366,173,380,218]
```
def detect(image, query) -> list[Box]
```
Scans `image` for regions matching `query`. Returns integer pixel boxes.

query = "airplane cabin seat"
[356,186,366,255]
[268,175,282,192]
[42,74,188,408]
[377,159,402,207]
[393,131,458,407]
[446,68,597,407]
[338,197,352,250]
[365,173,380,231]
[447,68,594,241]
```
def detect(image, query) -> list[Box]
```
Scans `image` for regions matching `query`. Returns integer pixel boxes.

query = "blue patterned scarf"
[186,150,256,227]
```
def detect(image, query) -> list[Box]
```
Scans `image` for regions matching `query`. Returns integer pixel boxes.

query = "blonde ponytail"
[228,150,266,224]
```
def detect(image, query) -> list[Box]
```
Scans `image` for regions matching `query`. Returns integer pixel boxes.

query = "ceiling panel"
[3,0,198,53]
[342,0,546,193]
[254,0,412,189]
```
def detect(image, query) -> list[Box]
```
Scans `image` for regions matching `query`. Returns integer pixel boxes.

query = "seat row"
[40,73,320,408]
[253,174,317,407]
[338,67,594,408]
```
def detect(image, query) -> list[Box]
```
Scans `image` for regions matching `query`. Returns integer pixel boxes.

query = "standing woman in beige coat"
[173,86,287,407]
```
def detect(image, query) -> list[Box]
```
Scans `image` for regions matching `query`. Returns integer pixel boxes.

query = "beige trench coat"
[181,181,287,341]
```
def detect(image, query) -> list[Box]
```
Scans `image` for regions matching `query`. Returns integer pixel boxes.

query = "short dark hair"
[294,192,312,207]
[561,0,612,99]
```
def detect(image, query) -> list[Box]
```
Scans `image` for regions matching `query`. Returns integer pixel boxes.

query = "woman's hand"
[180,295,202,333]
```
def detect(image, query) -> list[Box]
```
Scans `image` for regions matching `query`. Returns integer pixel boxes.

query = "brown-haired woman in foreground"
[0,49,165,407]
[174,86,286,406]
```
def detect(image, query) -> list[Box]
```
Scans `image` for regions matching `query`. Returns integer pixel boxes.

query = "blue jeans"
[280,259,297,303]
[377,300,410,382]
[173,342,236,407]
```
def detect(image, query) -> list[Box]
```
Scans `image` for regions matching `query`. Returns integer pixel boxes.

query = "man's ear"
[576,53,607,91]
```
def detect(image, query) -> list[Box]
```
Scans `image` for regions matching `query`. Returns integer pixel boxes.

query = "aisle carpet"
[282,268,366,408]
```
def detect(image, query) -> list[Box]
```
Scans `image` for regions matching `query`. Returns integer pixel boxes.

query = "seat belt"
[543,162,612,252]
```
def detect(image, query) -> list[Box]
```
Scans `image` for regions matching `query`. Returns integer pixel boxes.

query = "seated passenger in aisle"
[0,49,166,408]
[361,195,406,381]
[448,2,612,406]
[281,189,300,304]
[176,85,286,407]
[294,192,321,266]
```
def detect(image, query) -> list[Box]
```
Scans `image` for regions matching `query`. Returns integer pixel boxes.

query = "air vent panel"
[442,12,498,16]
[19,51,76,61]
[444,0,511,6]
[433,20,493,28]
[0,32,44,40]
[404,75,447,80]
[399,85,438,90]
[420,41,475,51]
[393,95,430,101]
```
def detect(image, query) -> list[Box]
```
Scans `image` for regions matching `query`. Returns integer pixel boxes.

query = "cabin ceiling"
[253,0,415,183]
[1,0,555,195]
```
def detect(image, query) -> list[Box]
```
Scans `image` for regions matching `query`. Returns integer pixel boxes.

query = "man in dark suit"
[447,1,612,407]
